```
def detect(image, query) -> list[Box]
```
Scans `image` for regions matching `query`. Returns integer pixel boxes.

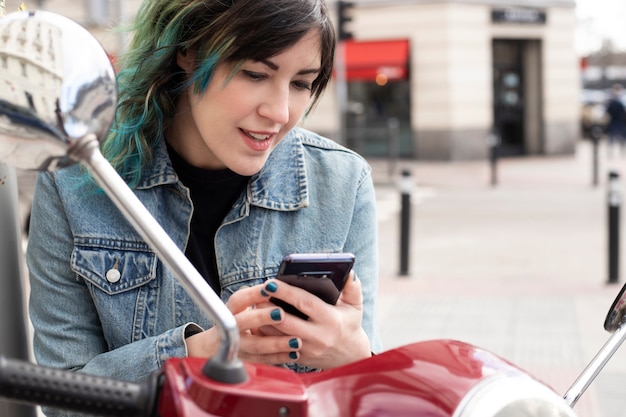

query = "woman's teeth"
[244,130,270,141]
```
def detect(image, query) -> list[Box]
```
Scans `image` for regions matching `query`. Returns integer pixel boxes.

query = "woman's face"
[168,29,322,175]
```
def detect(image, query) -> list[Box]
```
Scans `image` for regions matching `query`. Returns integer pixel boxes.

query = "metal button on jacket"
[106,268,121,283]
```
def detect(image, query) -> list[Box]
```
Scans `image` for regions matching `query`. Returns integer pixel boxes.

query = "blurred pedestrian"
[605,83,626,157]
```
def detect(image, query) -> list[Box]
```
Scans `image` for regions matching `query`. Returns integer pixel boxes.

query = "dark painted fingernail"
[260,289,269,297]
[289,338,299,349]
[265,281,278,293]
[270,308,282,321]
[289,351,298,360]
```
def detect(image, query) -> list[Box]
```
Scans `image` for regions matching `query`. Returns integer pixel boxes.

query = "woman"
[26,0,381,403]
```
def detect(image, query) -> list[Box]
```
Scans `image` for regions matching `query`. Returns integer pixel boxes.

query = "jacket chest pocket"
[71,240,158,295]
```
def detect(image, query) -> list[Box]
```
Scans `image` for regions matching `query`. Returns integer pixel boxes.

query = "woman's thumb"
[338,271,363,307]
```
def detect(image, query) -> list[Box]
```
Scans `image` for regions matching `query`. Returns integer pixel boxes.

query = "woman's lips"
[240,128,275,152]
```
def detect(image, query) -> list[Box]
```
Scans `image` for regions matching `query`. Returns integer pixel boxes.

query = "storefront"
[304,0,580,160]
[343,38,412,157]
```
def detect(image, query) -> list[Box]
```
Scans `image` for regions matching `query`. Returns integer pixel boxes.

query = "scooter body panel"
[158,339,531,417]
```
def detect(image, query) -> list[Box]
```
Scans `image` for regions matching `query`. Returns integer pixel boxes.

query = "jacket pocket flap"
[72,239,157,295]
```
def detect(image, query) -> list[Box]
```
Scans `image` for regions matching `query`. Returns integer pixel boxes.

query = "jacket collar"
[137,128,309,211]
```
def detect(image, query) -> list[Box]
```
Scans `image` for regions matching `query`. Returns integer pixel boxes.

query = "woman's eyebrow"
[259,58,321,75]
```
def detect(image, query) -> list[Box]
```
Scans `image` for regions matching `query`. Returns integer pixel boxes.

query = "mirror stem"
[563,322,626,407]
[72,134,247,383]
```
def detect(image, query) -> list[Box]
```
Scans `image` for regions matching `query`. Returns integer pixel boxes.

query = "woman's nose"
[258,88,290,125]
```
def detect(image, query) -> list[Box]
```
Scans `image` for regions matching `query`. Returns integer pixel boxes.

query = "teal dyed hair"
[102,0,336,187]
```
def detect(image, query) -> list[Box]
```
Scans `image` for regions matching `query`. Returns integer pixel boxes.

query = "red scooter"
[0,11,624,417]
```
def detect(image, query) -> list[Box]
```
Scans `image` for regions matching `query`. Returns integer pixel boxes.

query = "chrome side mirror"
[0,11,245,383]
[0,11,116,170]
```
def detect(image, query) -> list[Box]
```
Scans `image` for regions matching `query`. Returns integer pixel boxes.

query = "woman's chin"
[228,157,269,177]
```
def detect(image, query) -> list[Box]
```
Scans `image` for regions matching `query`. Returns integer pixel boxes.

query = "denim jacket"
[27,128,381,404]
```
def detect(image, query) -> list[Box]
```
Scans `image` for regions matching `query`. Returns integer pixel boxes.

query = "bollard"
[591,127,602,187]
[399,169,412,276]
[387,117,399,179]
[608,171,621,284]
[487,129,500,186]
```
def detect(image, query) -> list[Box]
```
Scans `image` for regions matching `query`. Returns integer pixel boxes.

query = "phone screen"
[270,253,355,320]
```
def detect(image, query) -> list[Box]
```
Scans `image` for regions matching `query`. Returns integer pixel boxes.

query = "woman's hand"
[258,272,372,369]
[186,274,371,369]
[185,285,302,365]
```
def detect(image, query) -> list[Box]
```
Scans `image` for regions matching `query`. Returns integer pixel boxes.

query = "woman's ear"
[176,48,195,73]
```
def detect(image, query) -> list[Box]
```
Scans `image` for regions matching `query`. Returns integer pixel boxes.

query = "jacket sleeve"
[26,172,195,393]
[344,164,383,353]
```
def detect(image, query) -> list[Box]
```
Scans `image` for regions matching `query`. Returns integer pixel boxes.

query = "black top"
[167,143,250,293]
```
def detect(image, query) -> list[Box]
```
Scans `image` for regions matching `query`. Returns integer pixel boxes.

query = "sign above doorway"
[492,8,547,25]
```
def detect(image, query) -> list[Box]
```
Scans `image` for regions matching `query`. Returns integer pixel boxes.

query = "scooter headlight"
[453,374,577,417]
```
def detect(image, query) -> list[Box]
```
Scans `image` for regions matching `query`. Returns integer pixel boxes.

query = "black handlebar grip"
[0,356,159,416]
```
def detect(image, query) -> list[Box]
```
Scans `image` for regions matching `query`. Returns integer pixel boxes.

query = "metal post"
[591,128,601,187]
[487,129,500,186]
[608,171,621,284]
[387,117,399,179]
[0,164,36,417]
[399,169,412,276]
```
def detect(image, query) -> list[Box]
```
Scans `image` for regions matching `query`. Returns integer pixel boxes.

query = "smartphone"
[270,253,355,320]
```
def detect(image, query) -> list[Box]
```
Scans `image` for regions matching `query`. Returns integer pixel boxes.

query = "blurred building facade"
[306,0,580,160]
[13,0,580,161]
[582,49,626,91]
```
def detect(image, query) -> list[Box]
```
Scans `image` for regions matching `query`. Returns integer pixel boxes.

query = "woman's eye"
[293,81,312,91]
[242,70,266,81]
[241,69,312,91]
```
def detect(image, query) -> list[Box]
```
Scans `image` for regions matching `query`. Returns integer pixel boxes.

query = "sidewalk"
[370,139,626,417]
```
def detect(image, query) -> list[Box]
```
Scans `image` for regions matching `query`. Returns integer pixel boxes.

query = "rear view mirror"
[0,10,116,170]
